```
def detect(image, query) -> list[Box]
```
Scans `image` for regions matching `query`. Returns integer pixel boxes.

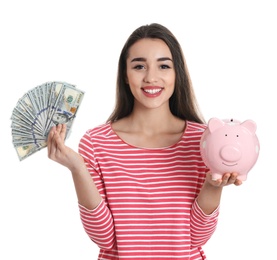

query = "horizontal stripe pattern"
[78,121,219,259]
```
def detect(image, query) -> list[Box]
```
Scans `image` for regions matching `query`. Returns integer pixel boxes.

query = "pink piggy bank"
[200,118,260,181]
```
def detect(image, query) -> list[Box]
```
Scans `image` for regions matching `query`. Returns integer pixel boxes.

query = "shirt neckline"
[108,121,188,151]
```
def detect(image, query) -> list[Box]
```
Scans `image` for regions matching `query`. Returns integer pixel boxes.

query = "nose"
[143,67,158,83]
[220,145,241,162]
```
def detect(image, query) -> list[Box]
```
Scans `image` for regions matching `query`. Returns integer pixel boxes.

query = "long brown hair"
[107,23,205,124]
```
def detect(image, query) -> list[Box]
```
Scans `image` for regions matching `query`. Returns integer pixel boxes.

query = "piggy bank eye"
[237,134,239,137]
[225,134,227,136]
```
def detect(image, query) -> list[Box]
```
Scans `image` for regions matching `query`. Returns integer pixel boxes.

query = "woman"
[47,23,242,259]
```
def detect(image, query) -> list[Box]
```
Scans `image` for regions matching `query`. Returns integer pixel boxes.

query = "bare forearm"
[197,171,242,214]
[196,180,223,215]
[71,164,102,210]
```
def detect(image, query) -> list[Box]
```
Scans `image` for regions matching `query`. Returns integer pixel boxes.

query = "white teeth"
[144,88,162,94]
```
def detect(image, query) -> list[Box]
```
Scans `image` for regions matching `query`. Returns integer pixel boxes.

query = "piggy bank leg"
[211,173,223,181]
[237,174,247,182]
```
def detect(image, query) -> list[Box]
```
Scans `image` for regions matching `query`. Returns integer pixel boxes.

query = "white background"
[0,0,276,259]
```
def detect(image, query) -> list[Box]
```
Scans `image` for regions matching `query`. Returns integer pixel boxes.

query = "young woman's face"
[126,38,175,110]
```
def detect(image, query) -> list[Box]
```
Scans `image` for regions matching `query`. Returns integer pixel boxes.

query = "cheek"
[167,76,176,92]
[166,72,176,86]
[127,73,142,89]
[126,71,138,85]
[127,79,141,97]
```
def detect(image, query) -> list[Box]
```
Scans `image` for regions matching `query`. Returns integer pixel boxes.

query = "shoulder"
[79,122,114,143]
[184,121,207,139]
[186,120,207,132]
[79,123,113,163]
[86,122,113,136]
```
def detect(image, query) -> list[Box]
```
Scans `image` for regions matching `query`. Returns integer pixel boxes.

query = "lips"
[141,86,163,97]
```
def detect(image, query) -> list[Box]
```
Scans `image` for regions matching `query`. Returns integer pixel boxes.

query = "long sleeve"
[190,199,219,247]
[78,129,116,250]
[79,200,115,249]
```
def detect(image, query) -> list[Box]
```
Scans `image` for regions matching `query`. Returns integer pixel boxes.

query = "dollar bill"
[14,143,47,161]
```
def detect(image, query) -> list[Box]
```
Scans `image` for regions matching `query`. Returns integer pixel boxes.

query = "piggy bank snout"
[220,145,241,162]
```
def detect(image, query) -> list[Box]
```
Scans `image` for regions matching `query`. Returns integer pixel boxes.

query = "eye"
[133,64,145,70]
[160,64,171,69]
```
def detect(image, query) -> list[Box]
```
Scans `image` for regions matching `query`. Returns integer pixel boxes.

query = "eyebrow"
[130,57,173,62]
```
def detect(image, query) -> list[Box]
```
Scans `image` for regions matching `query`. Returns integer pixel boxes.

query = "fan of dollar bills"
[10,81,85,161]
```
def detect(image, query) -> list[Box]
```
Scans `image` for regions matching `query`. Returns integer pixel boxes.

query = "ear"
[241,119,257,134]
[208,117,225,133]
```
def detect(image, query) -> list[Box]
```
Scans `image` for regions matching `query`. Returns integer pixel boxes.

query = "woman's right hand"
[47,124,84,172]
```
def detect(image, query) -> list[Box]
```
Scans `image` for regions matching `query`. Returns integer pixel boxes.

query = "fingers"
[226,172,243,186]
[208,172,243,187]
[54,124,66,148]
[47,125,56,157]
[47,124,67,159]
[234,178,243,186]
[60,123,67,141]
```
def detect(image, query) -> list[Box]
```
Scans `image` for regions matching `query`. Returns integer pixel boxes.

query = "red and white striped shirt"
[78,121,219,259]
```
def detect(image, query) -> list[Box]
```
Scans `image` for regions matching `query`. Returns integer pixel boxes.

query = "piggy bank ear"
[208,117,225,133]
[241,120,257,134]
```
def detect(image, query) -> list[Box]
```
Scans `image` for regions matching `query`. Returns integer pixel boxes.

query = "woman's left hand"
[206,172,243,188]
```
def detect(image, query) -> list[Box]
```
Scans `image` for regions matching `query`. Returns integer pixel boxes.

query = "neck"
[127,106,181,135]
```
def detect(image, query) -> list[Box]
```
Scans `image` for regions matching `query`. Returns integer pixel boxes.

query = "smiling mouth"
[222,162,238,166]
[142,87,163,94]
